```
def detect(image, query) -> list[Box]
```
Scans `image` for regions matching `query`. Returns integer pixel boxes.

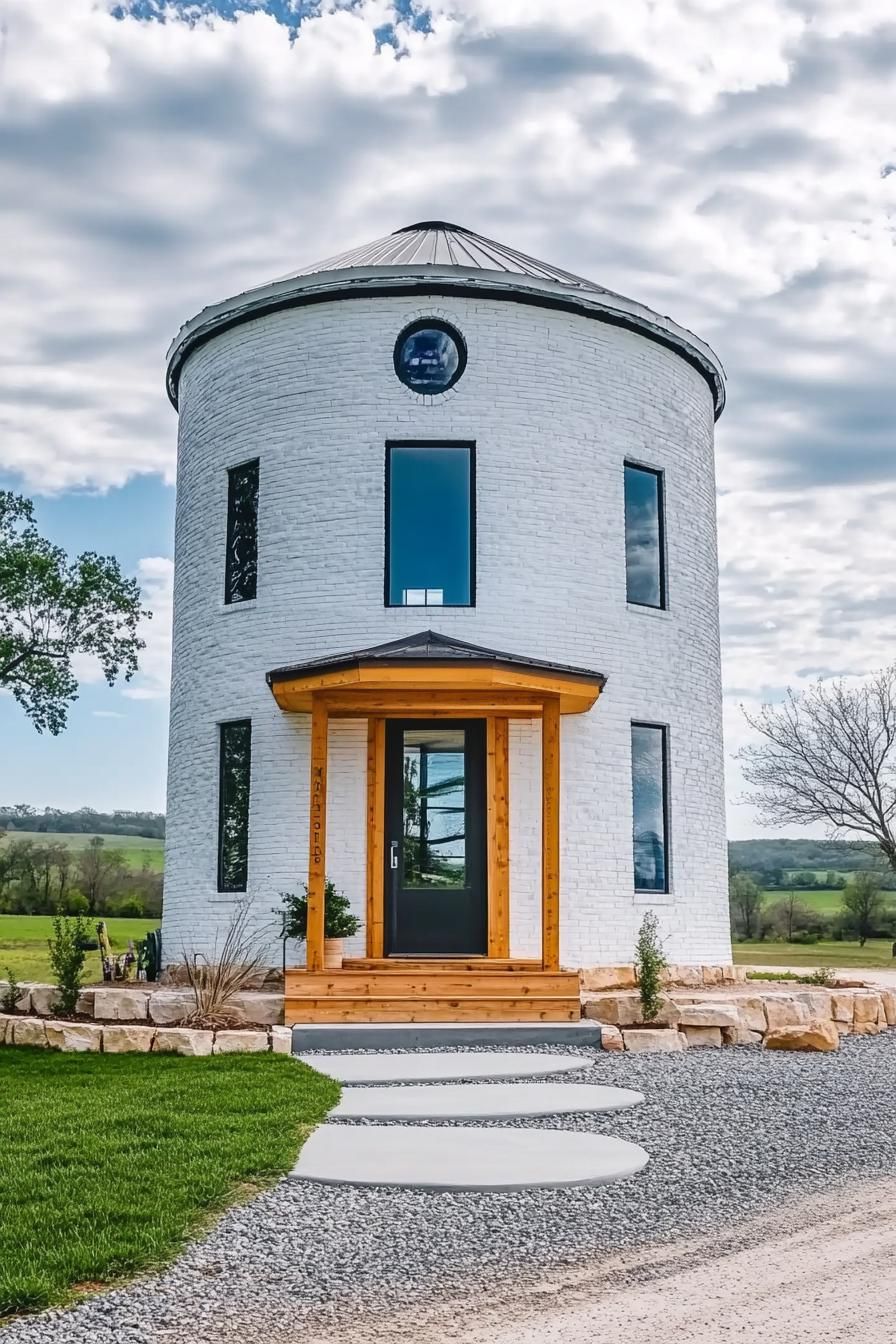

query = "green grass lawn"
[0,915,159,983]
[0,831,164,872]
[0,1049,338,1317]
[733,938,895,969]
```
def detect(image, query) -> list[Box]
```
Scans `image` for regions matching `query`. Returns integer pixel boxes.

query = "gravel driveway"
[5,1036,896,1344]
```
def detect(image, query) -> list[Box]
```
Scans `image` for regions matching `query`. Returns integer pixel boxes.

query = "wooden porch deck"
[285,963,582,1024]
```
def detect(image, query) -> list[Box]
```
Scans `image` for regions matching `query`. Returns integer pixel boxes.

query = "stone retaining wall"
[0,1014,293,1056]
[0,982,283,1026]
[579,964,749,992]
[585,984,896,1052]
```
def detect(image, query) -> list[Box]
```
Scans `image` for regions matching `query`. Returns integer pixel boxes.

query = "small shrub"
[65,891,89,916]
[1,968,22,1014]
[280,879,362,942]
[635,910,667,1023]
[111,895,146,919]
[802,966,836,986]
[47,912,90,1017]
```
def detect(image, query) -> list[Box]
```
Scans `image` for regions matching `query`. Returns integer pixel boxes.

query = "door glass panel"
[402,728,466,888]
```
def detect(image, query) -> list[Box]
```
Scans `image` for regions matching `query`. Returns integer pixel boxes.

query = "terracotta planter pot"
[323,938,344,970]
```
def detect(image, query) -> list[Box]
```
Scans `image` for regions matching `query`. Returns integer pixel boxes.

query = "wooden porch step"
[287,971,579,999]
[342,959,543,972]
[285,996,581,1024]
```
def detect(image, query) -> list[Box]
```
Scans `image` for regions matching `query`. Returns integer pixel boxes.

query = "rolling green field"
[732,886,896,968]
[0,831,164,873]
[0,915,159,983]
[760,887,846,914]
[0,1050,338,1316]
[733,938,895,969]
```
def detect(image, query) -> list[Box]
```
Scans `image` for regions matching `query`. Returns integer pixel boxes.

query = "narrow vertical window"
[218,720,251,892]
[225,459,259,604]
[386,443,474,606]
[631,723,669,892]
[624,463,665,608]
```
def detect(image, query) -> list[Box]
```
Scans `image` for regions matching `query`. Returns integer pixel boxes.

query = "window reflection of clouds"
[624,465,663,608]
[632,724,667,892]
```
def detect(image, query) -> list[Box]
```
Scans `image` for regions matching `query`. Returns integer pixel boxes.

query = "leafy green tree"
[841,871,887,947]
[729,871,764,940]
[0,491,149,734]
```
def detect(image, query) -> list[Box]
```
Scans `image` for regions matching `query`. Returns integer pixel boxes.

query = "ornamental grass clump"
[47,912,90,1017]
[635,909,668,1024]
[178,900,270,1030]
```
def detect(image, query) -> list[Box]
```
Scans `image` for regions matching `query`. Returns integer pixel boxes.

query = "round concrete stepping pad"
[290,1125,649,1191]
[333,1081,644,1121]
[298,1051,592,1085]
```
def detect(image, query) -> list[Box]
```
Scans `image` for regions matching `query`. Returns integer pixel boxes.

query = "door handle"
[390,841,399,871]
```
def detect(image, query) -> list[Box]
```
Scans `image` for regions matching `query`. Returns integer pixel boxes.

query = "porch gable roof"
[266,630,605,715]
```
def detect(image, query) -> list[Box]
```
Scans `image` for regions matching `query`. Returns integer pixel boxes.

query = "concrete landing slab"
[291,1022,602,1052]
[333,1081,644,1120]
[298,1050,592,1085]
[289,1125,649,1191]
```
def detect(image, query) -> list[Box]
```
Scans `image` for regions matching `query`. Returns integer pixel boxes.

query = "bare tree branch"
[739,668,896,873]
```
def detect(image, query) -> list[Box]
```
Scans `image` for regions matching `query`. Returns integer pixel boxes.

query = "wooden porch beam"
[541,696,561,972]
[306,695,328,973]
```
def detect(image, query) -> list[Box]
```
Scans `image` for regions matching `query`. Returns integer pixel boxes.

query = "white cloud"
[2,0,895,833]
[122,556,173,701]
[92,709,126,718]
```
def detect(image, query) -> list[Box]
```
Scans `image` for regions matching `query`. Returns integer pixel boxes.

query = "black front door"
[384,719,487,956]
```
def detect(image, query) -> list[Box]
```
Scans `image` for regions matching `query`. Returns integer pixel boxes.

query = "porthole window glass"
[394,320,466,395]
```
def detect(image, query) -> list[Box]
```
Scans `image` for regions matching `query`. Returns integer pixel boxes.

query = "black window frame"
[224,457,260,606]
[393,318,468,396]
[623,461,667,610]
[217,718,252,893]
[384,440,477,609]
[631,720,671,895]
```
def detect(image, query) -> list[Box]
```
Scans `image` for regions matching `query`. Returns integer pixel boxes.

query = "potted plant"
[280,879,361,969]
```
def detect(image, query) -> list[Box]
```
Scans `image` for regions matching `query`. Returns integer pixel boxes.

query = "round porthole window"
[394,320,466,395]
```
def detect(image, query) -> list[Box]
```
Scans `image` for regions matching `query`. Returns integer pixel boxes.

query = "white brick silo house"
[163,221,730,1023]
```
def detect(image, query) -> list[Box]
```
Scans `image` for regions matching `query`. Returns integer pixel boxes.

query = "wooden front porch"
[266,633,604,1024]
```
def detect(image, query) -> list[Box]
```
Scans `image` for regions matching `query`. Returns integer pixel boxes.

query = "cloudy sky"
[2,0,894,837]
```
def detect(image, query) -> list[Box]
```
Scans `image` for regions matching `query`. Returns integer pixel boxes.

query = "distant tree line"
[729,869,893,948]
[0,805,164,840]
[0,836,162,919]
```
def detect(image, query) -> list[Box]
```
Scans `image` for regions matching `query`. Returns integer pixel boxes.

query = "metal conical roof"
[166,220,726,418]
[276,221,616,297]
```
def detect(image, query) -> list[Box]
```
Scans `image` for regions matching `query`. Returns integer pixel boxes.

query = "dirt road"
[363,1179,896,1344]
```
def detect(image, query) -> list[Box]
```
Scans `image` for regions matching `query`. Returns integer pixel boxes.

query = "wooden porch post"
[365,716,385,958]
[306,694,328,973]
[541,697,561,971]
[487,716,511,958]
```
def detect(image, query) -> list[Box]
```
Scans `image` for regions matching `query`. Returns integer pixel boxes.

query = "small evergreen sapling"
[1,968,22,1014]
[47,912,89,1017]
[280,879,362,942]
[635,910,667,1023]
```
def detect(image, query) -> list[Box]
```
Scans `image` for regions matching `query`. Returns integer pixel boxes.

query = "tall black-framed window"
[385,441,475,607]
[631,722,669,893]
[224,459,259,604]
[217,719,252,892]
[624,463,665,609]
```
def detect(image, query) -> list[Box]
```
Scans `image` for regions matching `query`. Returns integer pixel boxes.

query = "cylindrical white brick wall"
[163,288,730,967]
